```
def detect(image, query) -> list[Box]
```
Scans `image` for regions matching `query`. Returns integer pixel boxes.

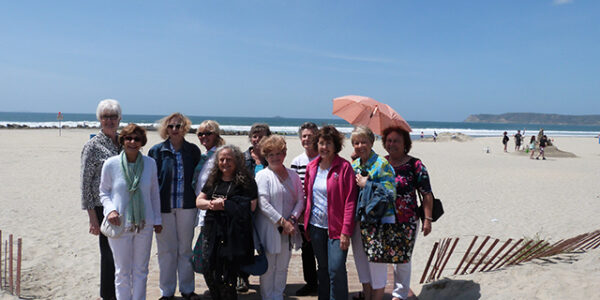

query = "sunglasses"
[101,115,119,121]
[167,124,182,130]
[124,136,141,142]
[197,132,214,137]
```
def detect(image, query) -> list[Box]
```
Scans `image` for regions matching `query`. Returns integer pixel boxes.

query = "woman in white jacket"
[100,124,162,300]
[255,135,305,300]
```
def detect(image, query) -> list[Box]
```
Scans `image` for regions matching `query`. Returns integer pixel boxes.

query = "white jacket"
[99,155,162,228]
[255,167,305,254]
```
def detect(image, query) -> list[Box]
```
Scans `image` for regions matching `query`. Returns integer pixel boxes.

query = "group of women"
[81,99,434,300]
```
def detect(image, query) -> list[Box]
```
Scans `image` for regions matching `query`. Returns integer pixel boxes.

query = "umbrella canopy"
[332,95,412,135]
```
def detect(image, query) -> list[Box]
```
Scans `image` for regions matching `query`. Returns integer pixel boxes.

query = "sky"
[0,0,598,122]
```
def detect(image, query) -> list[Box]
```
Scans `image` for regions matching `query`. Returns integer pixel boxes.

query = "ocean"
[1,111,599,137]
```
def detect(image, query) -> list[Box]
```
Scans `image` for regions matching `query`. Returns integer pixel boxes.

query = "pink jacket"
[303,154,358,240]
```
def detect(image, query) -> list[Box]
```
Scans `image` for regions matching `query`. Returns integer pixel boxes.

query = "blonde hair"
[351,126,375,144]
[158,112,192,140]
[259,135,287,157]
[197,120,225,147]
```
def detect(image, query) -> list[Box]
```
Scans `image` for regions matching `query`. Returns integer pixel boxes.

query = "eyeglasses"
[197,132,214,137]
[124,136,141,142]
[101,115,119,121]
[167,124,182,130]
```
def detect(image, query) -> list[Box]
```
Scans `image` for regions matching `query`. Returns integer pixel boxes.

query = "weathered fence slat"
[437,237,459,280]
[420,241,439,284]
[16,238,21,297]
[481,238,512,272]
[488,238,523,271]
[471,238,499,274]
[454,236,478,275]
[508,240,545,265]
[461,236,490,275]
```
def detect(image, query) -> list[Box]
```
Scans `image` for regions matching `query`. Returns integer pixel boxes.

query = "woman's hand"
[211,197,226,211]
[340,234,350,250]
[355,173,368,188]
[422,219,432,236]
[154,225,163,234]
[88,209,100,235]
[282,219,296,235]
[107,210,121,226]
[251,198,258,212]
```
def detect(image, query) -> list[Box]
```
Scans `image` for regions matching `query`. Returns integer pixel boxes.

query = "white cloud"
[553,0,574,5]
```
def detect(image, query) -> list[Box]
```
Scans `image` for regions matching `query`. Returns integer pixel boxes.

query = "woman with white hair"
[80,99,122,300]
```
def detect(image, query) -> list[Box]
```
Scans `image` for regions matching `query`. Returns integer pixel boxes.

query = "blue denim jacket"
[148,139,200,212]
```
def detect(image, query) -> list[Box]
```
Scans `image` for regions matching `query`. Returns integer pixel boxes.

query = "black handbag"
[240,224,268,276]
[417,192,444,222]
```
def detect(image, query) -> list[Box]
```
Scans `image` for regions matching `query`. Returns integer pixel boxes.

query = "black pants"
[299,223,318,286]
[204,263,238,300]
[95,206,116,300]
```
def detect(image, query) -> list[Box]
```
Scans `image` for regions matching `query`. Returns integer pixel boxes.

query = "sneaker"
[296,284,318,296]
[542,157,546,160]
[236,277,249,293]
[182,292,202,300]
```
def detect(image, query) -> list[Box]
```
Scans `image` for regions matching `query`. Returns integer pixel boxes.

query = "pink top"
[303,154,358,240]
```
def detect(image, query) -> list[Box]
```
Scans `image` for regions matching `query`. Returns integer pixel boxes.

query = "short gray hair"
[96,99,122,121]
[351,125,375,144]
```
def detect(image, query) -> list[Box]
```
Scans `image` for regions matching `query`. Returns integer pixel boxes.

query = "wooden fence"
[420,229,600,284]
[0,230,23,297]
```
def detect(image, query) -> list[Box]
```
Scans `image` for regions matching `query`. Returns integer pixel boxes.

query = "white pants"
[108,226,153,300]
[156,208,197,296]
[392,221,419,299]
[260,235,292,300]
[351,223,389,290]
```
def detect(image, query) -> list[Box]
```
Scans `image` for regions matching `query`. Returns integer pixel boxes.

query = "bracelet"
[289,215,298,225]
[425,217,433,221]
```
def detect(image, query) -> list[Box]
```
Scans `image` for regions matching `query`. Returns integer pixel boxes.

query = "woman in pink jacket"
[303,125,358,300]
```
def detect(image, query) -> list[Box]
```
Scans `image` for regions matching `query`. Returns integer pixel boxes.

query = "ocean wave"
[0,121,597,137]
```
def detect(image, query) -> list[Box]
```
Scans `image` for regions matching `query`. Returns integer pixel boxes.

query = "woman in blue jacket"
[148,112,201,300]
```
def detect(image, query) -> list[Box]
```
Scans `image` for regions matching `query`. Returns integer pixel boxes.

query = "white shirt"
[309,167,329,229]
[99,155,162,228]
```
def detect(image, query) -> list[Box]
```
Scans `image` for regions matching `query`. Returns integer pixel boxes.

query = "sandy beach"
[1,128,599,300]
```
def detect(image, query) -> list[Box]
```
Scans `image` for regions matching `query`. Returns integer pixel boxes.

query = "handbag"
[190,232,204,273]
[417,192,444,222]
[240,223,268,276]
[100,215,124,238]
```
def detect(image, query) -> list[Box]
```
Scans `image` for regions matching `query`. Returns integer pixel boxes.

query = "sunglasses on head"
[197,132,214,137]
[124,136,141,142]
[167,124,182,130]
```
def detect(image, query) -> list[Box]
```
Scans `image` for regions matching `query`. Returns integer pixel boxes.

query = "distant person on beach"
[382,126,433,300]
[536,135,548,160]
[80,99,121,300]
[303,125,357,300]
[502,131,509,152]
[514,130,522,151]
[196,145,257,300]
[255,135,305,300]
[99,124,162,300]
[529,136,536,159]
[433,131,438,142]
[420,131,424,139]
[238,123,271,292]
[289,122,319,296]
[351,126,396,300]
[148,113,201,300]
[193,120,226,229]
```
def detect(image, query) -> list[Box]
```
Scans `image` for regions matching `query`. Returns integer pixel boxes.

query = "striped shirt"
[290,152,318,187]
[169,142,185,209]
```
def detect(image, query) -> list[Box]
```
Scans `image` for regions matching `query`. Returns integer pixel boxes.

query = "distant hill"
[464,113,600,125]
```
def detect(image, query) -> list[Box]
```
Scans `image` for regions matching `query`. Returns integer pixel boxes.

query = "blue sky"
[0,0,598,121]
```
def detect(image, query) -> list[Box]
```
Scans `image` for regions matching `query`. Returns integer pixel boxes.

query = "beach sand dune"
[0,129,599,299]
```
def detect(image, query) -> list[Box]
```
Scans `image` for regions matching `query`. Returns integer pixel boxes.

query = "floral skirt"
[360,221,417,264]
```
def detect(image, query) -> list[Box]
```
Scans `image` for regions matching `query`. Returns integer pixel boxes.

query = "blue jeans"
[309,225,349,300]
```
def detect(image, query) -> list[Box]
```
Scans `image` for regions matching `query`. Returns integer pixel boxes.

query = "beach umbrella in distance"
[332,95,412,135]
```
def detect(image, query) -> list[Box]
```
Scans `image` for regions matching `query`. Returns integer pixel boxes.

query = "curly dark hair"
[313,125,344,154]
[203,144,254,193]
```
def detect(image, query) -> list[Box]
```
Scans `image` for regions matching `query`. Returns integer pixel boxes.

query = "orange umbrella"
[332,95,412,135]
